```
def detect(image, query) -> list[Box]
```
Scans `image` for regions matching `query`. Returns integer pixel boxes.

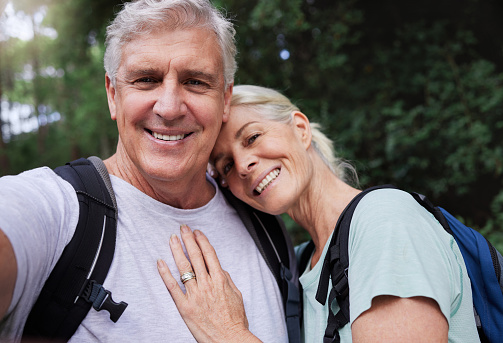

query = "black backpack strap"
[316,185,396,343]
[408,192,453,235]
[23,157,127,341]
[221,187,301,343]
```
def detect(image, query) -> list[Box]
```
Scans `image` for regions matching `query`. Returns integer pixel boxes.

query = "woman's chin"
[233,184,290,215]
[252,194,290,216]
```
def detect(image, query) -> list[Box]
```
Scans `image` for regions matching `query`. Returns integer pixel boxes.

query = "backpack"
[298,184,503,343]
[22,157,301,342]
[23,157,127,340]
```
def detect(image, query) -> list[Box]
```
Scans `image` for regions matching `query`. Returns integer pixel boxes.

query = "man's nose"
[152,82,187,120]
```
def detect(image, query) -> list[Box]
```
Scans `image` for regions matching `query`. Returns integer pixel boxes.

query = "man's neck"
[103,154,216,209]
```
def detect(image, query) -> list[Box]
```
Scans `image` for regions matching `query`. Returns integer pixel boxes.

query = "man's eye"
[134,77,157,84]
[186,79,208,87]
[131,77,160,89]
[223,161,234,175]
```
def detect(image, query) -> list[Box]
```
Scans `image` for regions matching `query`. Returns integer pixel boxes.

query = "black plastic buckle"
[80,280,128,323]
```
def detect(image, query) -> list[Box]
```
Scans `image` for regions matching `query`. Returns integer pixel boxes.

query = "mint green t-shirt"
[299,189,479,343]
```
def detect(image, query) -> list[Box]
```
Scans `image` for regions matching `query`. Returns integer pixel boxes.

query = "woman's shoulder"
[358,187,416,205]
[350,187,444,240]
[355,188,424,217]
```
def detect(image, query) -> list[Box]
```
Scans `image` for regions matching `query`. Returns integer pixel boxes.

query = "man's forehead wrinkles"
[119,31,224,82]
[121,58,171,77]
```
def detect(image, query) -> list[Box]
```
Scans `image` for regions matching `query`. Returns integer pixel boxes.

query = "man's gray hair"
[104,0,237,87]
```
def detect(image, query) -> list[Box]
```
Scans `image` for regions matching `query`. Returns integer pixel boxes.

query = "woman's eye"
[223,161,234,175]
[247,134,260,145]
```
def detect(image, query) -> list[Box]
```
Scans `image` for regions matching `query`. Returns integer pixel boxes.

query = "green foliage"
[1,0,502,252]
[227,0,503,249]
[1,0,120,174]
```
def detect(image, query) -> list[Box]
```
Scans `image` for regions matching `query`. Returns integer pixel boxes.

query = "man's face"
[106,28,231,185]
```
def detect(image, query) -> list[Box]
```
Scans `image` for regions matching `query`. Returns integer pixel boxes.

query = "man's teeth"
[152,132,185,141]
[255,169,280,194]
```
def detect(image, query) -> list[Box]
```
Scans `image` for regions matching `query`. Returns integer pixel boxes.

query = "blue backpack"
[298,185,503,343]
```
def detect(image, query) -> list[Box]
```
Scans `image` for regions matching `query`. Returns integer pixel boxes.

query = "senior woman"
[157,85,479,342]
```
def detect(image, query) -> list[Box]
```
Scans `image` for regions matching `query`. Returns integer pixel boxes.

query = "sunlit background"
[1,0,502,247]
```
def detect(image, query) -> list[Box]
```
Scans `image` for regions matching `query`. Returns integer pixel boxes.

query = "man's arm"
[0,228,17,320]
[351,295,448,342]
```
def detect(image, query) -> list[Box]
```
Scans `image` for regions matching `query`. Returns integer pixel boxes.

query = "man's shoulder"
[0,165,79,229]
[2,165,54,178]
[0,166,69,193]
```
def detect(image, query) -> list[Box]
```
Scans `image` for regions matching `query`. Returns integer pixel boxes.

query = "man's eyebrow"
[123,68,159,79]
[235,121,258,139]
[183,70,219,84]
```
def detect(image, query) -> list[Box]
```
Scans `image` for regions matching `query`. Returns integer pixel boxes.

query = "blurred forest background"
[1,0,503,249]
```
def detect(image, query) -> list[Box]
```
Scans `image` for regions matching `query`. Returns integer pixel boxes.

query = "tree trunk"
[0,80,11,175]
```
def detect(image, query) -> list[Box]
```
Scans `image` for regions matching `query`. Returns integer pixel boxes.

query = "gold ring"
[180,271,196,284]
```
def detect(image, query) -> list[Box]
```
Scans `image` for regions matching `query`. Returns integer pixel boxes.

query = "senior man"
[0,0,297,342]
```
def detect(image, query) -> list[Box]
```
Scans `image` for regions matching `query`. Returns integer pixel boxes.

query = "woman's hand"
[157,225,261,343]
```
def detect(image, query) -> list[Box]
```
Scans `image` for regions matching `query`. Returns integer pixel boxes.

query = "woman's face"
[210,105,312,215]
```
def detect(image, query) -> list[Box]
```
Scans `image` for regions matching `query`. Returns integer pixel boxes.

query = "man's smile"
[148,130,193,142]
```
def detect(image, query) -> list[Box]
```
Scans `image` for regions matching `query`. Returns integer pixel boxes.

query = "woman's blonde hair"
[231,85,357,183]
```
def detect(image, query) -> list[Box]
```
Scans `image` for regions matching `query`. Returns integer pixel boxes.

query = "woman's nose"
[236,156,257,178]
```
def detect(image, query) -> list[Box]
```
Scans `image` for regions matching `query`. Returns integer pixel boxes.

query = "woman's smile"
[253,168,281,195]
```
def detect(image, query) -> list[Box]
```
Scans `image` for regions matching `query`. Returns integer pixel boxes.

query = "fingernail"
[170,234,179,244]
[209,169,216,177]
[180,224,190,233]
[194,230,201,237]
[157,259,167,270]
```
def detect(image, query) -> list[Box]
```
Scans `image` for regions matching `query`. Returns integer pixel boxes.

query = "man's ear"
[292,111,312,149]
[105,73,117,121]
[222,83,233,123]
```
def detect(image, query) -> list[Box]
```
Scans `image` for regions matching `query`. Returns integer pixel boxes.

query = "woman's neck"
[287,155,360,267]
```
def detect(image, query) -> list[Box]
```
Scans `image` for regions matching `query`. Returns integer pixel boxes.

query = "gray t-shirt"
[0,167,288,342]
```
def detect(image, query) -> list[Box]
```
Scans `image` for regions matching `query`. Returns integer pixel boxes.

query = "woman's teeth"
[255,169,280,194]
[152,132,185,141]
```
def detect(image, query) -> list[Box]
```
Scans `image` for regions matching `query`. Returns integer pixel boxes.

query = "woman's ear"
[292,111,312,149]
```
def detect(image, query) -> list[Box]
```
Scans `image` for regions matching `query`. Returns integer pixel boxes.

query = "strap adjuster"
[80,280,128,322]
